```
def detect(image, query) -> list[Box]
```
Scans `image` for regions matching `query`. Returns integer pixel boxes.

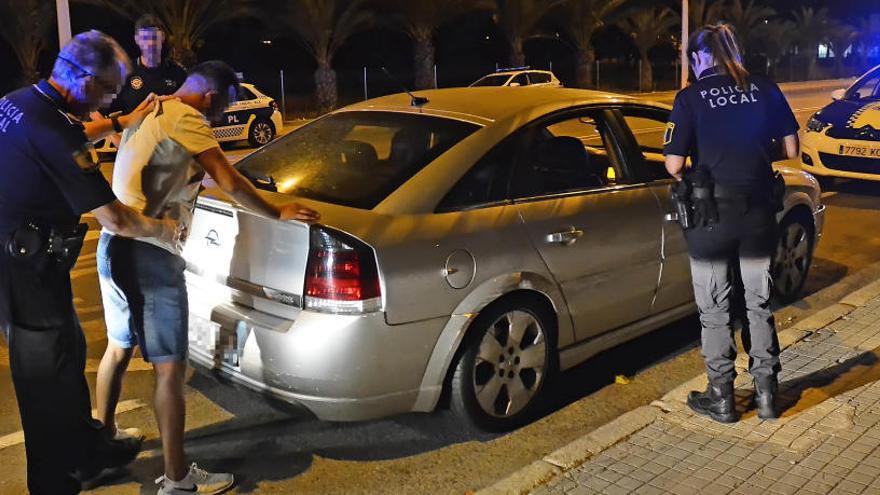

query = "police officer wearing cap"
[0,31,179,494]
[663,24,800,423]
[109,14,186,115]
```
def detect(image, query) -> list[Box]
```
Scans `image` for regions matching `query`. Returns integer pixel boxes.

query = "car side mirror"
[509,82,521,87]
[831,89,846,101]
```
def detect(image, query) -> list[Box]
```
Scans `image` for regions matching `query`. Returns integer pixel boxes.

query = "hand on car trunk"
[279,203,320,223]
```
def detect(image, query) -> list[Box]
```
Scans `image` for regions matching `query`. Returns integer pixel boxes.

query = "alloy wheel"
[472,310,547,418]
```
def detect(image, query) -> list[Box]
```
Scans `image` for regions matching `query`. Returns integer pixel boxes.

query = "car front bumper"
[801,130,880,181]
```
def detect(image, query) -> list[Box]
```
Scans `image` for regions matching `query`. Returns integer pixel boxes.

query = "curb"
[478,268,880,495]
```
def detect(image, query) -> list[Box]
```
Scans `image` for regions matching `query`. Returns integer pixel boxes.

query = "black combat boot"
[687,381,738,423]
[754,377,778,420]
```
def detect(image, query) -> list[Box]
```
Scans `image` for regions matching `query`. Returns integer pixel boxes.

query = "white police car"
[215,83,283,147]
[801,65,880,186]
[96,82,283,160]
[470,67,562,88]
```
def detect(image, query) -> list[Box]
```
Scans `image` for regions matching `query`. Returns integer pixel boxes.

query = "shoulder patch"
[131,76,144,90]
[663,122,675,145]
[72,144,100,174]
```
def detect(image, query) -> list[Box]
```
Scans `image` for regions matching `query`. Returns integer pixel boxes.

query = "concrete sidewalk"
[482,280,880,495]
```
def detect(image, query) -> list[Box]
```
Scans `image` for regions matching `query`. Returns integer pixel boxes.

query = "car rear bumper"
[186,275,446,421]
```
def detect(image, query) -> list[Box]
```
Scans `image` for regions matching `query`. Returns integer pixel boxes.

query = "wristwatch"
[109,111,123,132]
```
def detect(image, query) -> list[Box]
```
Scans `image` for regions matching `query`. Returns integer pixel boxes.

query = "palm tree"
[0,0,54,83]
[620,6,678,92]
[383,0,492,90]
[721,0,776,52]
[281,0,374,113]
[828,20,858,78]
[689,0,724,30]
[790,6,832,81]
[554,0,628,88]
[494,0,564,67]
[756,19,796,80]
[76,0,260,66]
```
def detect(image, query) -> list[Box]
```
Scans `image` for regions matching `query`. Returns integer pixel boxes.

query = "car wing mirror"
[831,89,846,101]
[509,82,521,87]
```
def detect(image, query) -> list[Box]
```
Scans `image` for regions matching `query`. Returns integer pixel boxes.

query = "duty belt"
[4,222,88,272]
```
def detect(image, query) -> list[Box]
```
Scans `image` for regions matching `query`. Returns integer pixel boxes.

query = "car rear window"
[237,111,480,209]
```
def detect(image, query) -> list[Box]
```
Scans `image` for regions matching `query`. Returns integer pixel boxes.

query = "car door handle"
[546,227,584,246]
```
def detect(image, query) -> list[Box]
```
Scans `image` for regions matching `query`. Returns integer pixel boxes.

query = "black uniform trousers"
[684,200,782,385]
[1,252,101,495]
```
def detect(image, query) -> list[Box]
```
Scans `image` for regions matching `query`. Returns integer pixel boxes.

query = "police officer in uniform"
[0,31,179,494]
[663,24,800,423]
[109,14,186,115]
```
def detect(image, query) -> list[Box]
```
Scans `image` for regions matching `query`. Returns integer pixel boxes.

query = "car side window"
[850,72,880,100]
[511,73,529,86]
[509,111,619,199]
[618,107,673,183]
[530,73,551,84]
[436,136,520,212]
[237,87,257,101]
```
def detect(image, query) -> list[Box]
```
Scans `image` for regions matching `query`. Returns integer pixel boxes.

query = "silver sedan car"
[183,87,825,431]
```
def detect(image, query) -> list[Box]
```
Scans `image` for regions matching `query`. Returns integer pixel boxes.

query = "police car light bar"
[496,66,530,72]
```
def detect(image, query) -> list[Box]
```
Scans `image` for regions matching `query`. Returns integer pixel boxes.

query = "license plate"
[189,315,248,369]
[838,144,880,158]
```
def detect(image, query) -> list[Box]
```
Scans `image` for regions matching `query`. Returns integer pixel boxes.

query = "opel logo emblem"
[205,229,220,248]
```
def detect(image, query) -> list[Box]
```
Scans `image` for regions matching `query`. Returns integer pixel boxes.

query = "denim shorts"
[97,233,188,363]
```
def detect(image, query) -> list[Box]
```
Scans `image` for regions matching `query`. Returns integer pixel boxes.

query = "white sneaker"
[156,463,234,495]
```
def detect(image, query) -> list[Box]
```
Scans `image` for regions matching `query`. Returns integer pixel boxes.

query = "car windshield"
[237,111,480,209]
[849,67,880,100]
[472,75,511,87]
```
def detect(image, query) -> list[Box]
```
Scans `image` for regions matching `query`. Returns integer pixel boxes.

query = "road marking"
[0,399,148,451]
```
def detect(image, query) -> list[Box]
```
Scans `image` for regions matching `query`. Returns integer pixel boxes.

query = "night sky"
[0,0,873,101]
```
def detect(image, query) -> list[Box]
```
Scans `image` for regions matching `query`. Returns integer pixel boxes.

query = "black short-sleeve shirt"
[663,67,799,191]
[0,80,117,234]
[109,58,186,114]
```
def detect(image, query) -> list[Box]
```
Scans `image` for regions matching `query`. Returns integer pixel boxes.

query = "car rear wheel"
[450,294,555,431]
[248,118,275,147]
[772,210,814,304]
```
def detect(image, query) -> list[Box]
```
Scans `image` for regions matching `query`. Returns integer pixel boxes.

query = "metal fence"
[239,54,880,120]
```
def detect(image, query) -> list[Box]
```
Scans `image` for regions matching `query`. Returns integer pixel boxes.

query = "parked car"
[182,87,825,431]
[95,82,282,160]
[801,64,880,188]
[470,68,562,88]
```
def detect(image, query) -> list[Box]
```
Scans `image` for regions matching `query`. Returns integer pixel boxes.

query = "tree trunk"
[640,54,654,92]
[575,49,595,89]
[170,41,197,68]
[508,36,525,67]
[413,36,436,90]
[315,63,338,114]
[18,57,39,84]
[806,51,818,81]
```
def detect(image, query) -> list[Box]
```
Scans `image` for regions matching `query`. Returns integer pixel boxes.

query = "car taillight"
[304,227,382,314]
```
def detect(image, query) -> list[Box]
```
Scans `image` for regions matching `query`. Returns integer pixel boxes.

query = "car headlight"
[806,114,829,133]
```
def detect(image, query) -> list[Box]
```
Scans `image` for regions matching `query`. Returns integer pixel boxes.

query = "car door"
[612,105,694,314]
[511,108,665,342]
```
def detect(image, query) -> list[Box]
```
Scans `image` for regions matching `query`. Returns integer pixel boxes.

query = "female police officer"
[663,24,800,423]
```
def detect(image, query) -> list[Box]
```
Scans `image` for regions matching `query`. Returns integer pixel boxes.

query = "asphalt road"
[2,81,880,495]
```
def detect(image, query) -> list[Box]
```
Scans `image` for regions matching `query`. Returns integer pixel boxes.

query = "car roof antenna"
[381,67,429,107]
